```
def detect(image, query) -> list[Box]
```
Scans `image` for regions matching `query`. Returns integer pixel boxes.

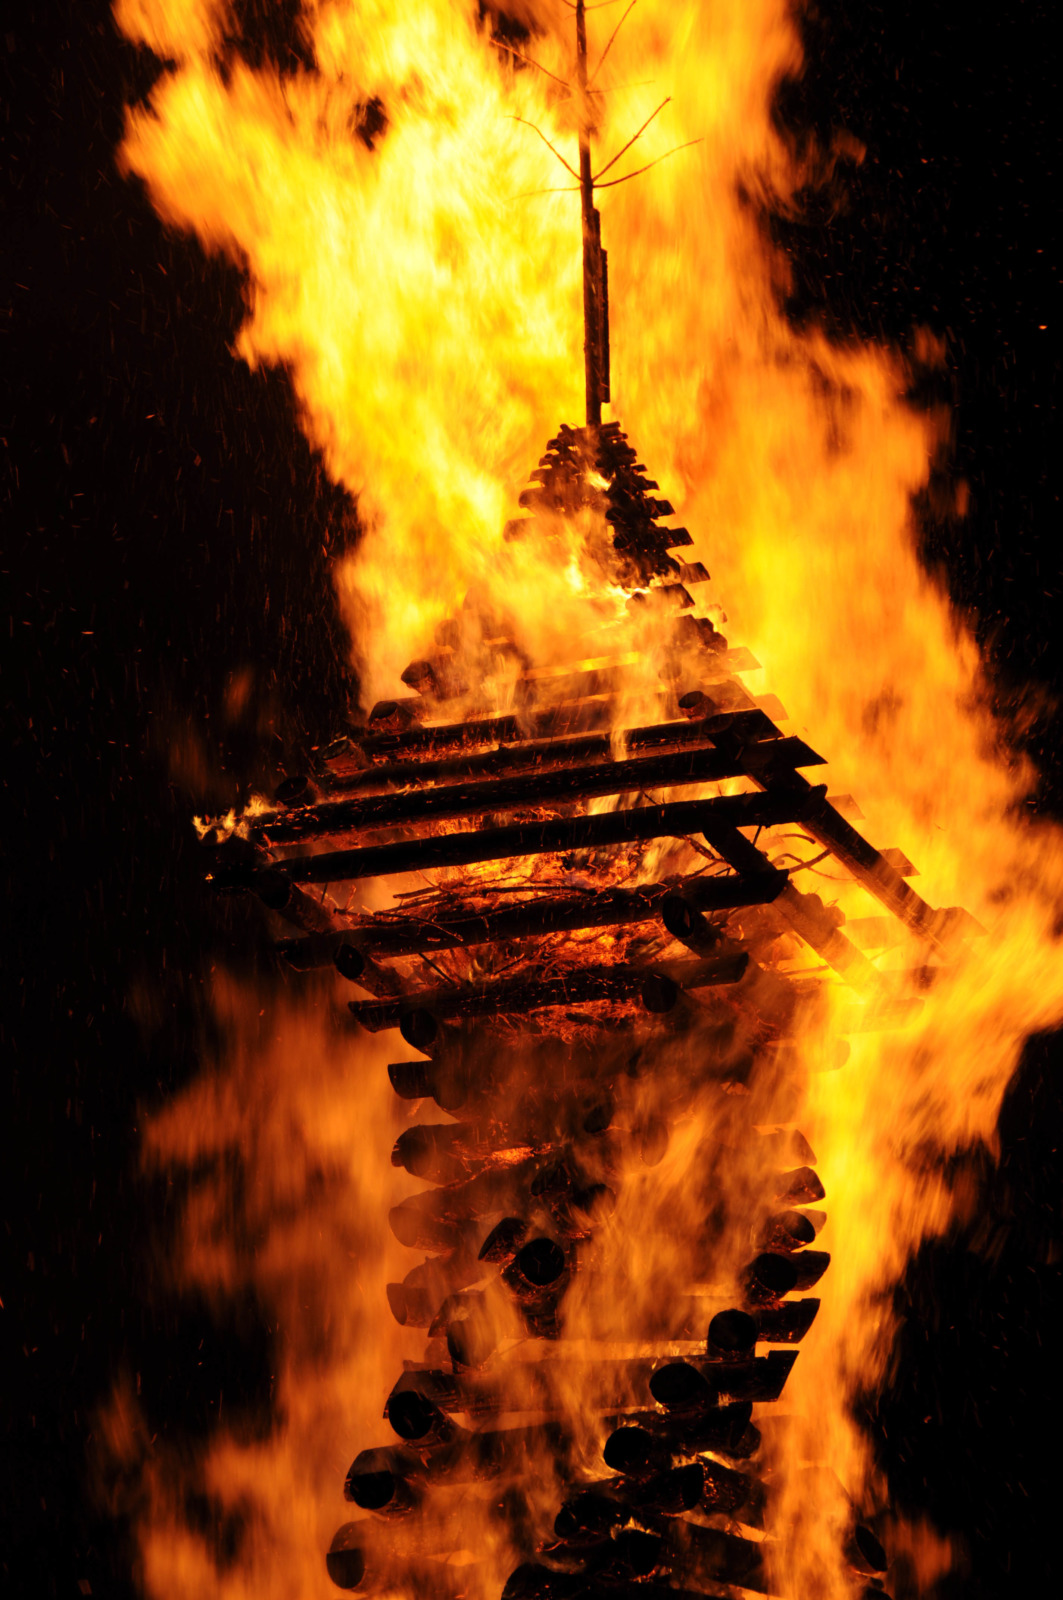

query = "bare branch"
[509,184,582,200]
[593,95,670,181]
[509,114,581,181]
[493,37,571,91]
[592,136,702,189]
[589,0,639,87]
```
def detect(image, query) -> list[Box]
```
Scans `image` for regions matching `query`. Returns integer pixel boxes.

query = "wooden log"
[393,1157,610,1248]
[747,761,970,950]
[322,705,786,797]
[502,1237,568,1299]
[277,788,822,885]
[502,1567,715,1600]
[275,870,787,966]
[343,1446,422,1516]
[332,941,404,998]
[695,1347,797,1403]
[774,883,880,989]
[347,697,789,765]
[743,1252,800,1305]
[592,1449,697,1526]
[597,1437,758,1522]
[787,1248,831,1290]
[385,1391,458,1447]
[775,1165,826,1204]
[384,1249,482,1327]
[847,1526,890,1576]
[391,1160,540,1232]
[387,1197,476,1254]
[554,1464,706,1543]
[391,1122,484,1184]
[553,1488,627,1544]
[707,1308,758,1356]
[623,1400,760,1460]
[753,1126,818,1166]
[248,868,343,934]
[668,1521,769,1594]
[383,1357,774,1436]
[351,703,606,761]
[387,1364,536,1422]
[556,1349,800,1410]
[326,1524,466,1596]
[751,1298,820,1344]
[274,773,313,805]
[256,736,825,843]
[344,887,672,960]
[348,951,750,1033]
[660,893,724,952]
[690,809,879,983]
[757,1209,819,1250]
[653,1284,820,1344]
[346,1424,569,1505]
[386,1055,470,1112]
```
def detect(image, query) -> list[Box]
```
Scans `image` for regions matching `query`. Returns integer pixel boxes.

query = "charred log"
[262,737,824,842]
[787,1248,831,1290]
[775,1165,826,1204]
[321,705,786,797]
[248,869,342,934]
[275,870,787,966]
[757,1208,819,1250]
[350,951,750,1033]
[273,788,824,885]
[343,1446,422,1516]
[743,1252,800,1306]
[326,1524,465,1596]
[752,1298,821,1343]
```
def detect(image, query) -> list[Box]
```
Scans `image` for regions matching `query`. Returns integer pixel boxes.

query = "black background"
[2,3,1060,1596]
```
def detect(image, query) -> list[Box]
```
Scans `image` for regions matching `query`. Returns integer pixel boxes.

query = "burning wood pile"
[203,409,975,1599]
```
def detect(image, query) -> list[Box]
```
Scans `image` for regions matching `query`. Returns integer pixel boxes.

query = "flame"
[107,2,1063,1598]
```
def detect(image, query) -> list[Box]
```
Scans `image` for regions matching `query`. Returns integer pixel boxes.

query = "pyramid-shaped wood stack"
[204,418,976,1599]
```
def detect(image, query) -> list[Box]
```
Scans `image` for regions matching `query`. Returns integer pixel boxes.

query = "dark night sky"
[2,3,1060,1597]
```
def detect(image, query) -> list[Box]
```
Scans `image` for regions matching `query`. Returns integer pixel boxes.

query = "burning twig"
[592,96,670,182]
[508,115,582,182]
[587,0,641,88]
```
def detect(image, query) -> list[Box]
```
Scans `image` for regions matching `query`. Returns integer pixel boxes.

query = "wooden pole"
[576,0,606,426]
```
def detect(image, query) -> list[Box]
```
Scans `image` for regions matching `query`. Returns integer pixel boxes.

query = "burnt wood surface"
[348,951,751,1032]
[275,869,789,963]
[320,705,785,794]
[271,789,823,884]
[260,736,824,842]
[351,681,762,761]
[749,765,959,947]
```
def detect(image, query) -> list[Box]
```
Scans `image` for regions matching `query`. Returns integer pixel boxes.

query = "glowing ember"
[100,3,1063,1600]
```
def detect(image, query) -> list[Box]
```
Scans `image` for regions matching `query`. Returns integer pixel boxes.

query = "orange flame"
[107,2,1063,1598]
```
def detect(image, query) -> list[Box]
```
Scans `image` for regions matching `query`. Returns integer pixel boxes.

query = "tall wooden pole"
[575,0,608,427]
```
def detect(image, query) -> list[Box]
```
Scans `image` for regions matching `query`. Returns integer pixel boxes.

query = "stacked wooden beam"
[204,422,971,1599]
